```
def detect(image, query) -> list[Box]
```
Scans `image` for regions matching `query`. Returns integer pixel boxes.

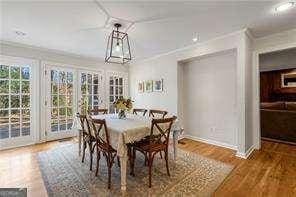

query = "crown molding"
[0,40,106,63]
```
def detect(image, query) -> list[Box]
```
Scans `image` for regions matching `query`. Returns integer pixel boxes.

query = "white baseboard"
[184,135,238,151]
[235,145,255,159]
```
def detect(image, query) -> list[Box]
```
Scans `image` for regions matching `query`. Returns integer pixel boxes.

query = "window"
[0,65,31,139]
[109,76,124,113]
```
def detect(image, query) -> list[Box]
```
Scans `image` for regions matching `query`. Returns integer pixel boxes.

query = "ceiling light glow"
[275,2,295,12]
[192,37,198,42]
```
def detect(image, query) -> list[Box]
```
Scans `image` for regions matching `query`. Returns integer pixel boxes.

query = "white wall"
[130,29,251,156]
[182,50,237,148]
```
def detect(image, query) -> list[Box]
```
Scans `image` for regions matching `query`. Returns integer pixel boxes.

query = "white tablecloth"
[73,113,183,157]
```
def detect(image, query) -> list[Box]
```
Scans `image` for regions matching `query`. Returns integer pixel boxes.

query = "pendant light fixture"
[105,23,132,64]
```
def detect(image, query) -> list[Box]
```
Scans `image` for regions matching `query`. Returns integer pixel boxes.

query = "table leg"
[173,131,178,161]
[120,155,127,191]
[78,130,82,156]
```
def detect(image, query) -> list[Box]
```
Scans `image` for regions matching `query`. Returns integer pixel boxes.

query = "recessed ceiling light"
[275,2,295,12]
[192,37,198,42]
[15,30,26,36]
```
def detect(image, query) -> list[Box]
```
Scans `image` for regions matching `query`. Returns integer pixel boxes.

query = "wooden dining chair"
[133,108,148,116]
[76,113,96,171]
[149,109,168,118]
[130,116,177,188]
[88,108,108,115]
[90,118,118,189]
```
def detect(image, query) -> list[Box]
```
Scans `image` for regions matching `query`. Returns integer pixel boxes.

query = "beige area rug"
[37,143,233,197]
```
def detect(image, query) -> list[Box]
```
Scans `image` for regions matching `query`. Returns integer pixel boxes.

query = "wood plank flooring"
[0,138,295,197]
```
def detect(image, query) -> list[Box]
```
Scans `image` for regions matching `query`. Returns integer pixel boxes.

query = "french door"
[44,65,77,141]
[78,70,104,114]
[0,56,38,149]
[106,72,128,113]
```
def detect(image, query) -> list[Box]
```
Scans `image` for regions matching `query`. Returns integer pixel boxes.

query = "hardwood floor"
[0,138,295,196]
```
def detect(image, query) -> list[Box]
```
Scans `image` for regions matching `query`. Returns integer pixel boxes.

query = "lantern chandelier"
[105,23,132,64]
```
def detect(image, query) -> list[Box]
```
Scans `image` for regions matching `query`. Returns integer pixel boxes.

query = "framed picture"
[153,79,163,92]
[138,81,144,93]
[145,80,153,92]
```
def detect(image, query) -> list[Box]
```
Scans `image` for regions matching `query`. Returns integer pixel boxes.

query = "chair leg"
[105,155,112,189]
[159,151,163,159]
[82,141,86,163]
[130,148,136,176]
[148,153,154,188]
[165,150,170,176]
[95,149,100,176]
[117,156,120,167]
[89,142,93,171]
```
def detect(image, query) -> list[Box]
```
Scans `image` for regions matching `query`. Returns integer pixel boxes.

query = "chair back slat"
[150,116,177,146]
[133,108,148,116]
[76,113,92,136]
[149,109,168,118]
[91,118,112,151]
[88,108,108,115]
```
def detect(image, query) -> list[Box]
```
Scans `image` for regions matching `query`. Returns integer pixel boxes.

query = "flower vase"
[118,110,126,119]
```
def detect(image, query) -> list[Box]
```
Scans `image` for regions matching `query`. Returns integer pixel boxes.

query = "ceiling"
[1,1,296,61]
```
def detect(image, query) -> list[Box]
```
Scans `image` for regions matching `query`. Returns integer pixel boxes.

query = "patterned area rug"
[37,144,233,197]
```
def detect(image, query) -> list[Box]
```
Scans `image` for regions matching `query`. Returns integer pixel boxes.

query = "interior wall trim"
[183,134,238,151]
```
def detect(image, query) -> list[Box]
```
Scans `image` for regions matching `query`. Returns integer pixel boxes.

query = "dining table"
[73,113,183,191]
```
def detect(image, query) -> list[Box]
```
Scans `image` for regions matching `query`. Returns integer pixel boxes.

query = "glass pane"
[67,84,73,95]
[109,77,114,85]
[66,96,72,106]
[109,96,114,102]
[88,96,92,107]
[11,123,20,137]
[93,74,99,84]
[115,78,118,85]
[59,95,66,107]
[0,65,9,79]
[21,67,30,80]
[109,105,115,114]
[51,83,58,94]
[59,108,66,119]
[67,107,73,117]
[67,119,73,130]
[21,81,30,94]
[59,71,66,84]
[87,74,92,84]
[0,124,9,139]
[0,95,9,108]
[119,86,123,95]
[59,84,67,95]
[22,122,30,136]
[81,84,87,94]
[21,95,30,108]
[93,96,99,106]
[51,95,58,107]
[115,87,118,95]
[87,85,92,94]
[10,80,20,94]
[51,70,58,83]
[93,85,99,94]
[67,72,73,83]
[51,108,58,119]
[0,110,9,124]
[11,95,20,108]
[51,119,58,132]
[0,80,9,94]
[81,73,86,84]
[110,86,114,95]
[59,119,67,131]
[10,66,20,79]
[22,109,30,122]
[119,78,123,85]
[11,109,20,123]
